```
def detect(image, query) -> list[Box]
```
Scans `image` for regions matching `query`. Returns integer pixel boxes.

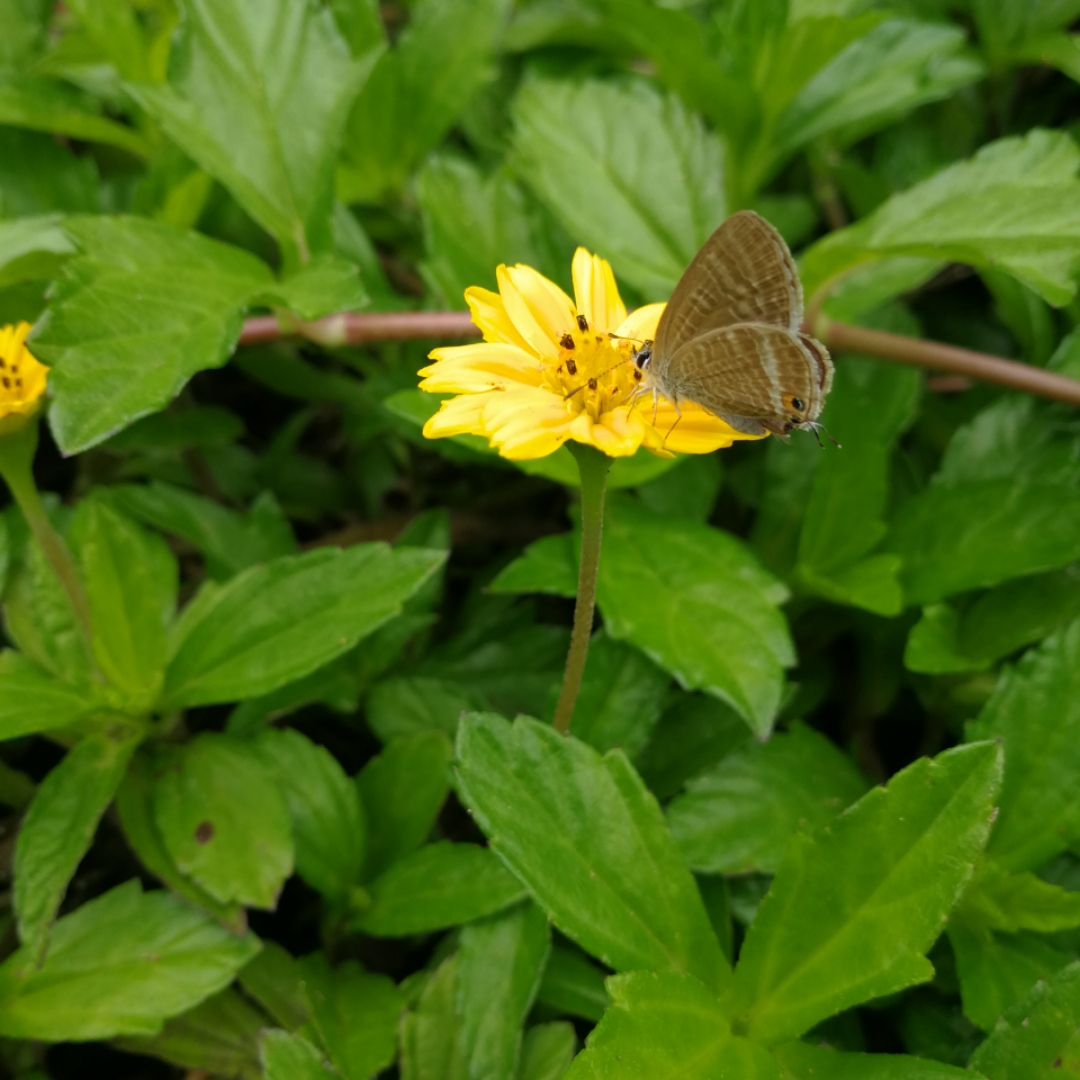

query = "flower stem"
[0,420,95,657]
[553,442,612,735]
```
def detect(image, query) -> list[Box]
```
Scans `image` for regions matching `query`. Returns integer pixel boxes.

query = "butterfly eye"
[791,397,805,412]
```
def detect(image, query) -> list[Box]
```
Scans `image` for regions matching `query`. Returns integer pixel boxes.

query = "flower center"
[543,322,642,422]
[0,353,25,402]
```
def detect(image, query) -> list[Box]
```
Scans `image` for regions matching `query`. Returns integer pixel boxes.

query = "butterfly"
[632,210,833,439]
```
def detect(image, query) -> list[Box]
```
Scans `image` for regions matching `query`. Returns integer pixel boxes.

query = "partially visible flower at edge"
[0,322,48,434]
[418,249,766,460]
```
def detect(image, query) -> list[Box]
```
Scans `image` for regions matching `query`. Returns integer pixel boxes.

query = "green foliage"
[5,1,1080,1075]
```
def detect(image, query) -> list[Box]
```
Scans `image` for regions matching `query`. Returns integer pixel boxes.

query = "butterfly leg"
[663,394,683,446]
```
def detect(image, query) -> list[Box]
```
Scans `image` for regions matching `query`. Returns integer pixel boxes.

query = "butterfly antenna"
[562,356,633,401]
[808,421,841,449]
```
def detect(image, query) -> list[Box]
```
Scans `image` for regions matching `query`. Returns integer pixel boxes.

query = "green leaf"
[637,694,753,802]
[518,1023,577,1080]
[0,649,99,740]
[455,713,729,991]
[401,956,469,1080]
[772,1040,978,1078]
[152,733,294,909]
[731,741,1003,1045]
[887,400,1080,605]
[131,0,376,262]
[0,215,75,289]
[108,482,297,580]
[0,72,152,158]
[949,922,1072,1031]
[762,20,982,184]
[251,727,366,903]
[489,534,577,599]
[0,879,260,1040]
[298,954,404,1080]
[14,732,140,963]
[967,619,1080,872]
[69,498,177,708]
[0,0,49,67]
[31,216,275,454]
[667,722,870,875]
[261,1029,337,1080]
[113,988,265,1080]
[357,730,452,882]
[564,971,781,1080]
[162,543,445,708]
[272,253,369,320]
[115,750,244,928]
[969,961,1080,1079]
[350,841,528,937]
[535,943,609,1023]
[597,499,794,737]
[365,675,481,742]
[512,76,726,301]
[959,864,1080,934]
[795,324,922,616]
[63,0,151,81]
[568,630,669,759]
[804,130,1080,305]
[457,902,551,1080]
[340,0,509,204]
[417,154,570,307]
[237,941,311,1031]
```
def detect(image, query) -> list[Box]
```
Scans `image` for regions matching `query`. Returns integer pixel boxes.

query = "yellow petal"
[419,343,542,392]
[498,264,575,359]
[423,394,493,439]
[647,399,766,454]
[616,303,666,346]
[465,286,534,353]
[572,249,626,334]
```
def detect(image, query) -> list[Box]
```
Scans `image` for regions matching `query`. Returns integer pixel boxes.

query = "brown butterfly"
[633,210,833,438]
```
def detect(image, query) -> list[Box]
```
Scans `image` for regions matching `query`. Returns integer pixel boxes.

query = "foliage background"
[4,0,1080,1077]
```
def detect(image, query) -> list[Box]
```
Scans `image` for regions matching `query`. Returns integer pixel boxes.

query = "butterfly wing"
[653,211,803,361]
[658,324,832,436]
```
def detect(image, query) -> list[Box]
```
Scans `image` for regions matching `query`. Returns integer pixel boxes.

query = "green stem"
[553,442,612,735]
[0,420,95,657]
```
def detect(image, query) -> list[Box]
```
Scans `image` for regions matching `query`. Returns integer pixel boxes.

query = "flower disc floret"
[418,249,763,460]
[0,323,47,429]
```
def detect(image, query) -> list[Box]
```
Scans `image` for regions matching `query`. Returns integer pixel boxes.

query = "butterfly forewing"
[653,211,803,361]
[662,324,829,434]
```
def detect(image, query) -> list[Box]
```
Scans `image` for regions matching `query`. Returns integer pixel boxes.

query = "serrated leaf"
[564,971,781,1080]
[597,499,794,736]
[0,71,151,158]
[131,0,375,262]
[114,988,265,1080]
[949,921,1072,1031]
[401,956,469,1080]
[351,842,527,937]
[357,730,452,882]
[512,76,726,301]
[152,733,294,909]
[488,534,576,598]
[773,1040,978,1078]
[457,902,551,1080]
[0,649,99,740]
[0,880,260,1040]
[340,0,509,204]
[261,1029,337,1080]
[108,482,297,581]
[30,216,275,454]
[162,543,445,708]
[802,130,1080,305]
[274,253,369,320]
[969,961,1080,1079]
[251,727,366,903]
[298,954,404,1080]
[454,714,728,991]
[967,619,1080,872]
[667,723,869,875]
[731,742,1003,1045]
[14,731,140,962]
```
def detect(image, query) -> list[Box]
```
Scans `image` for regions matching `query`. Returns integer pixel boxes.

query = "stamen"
[577,314,588,332]
[559,333,574,349]
[566,358,577,376]
[587,378,597,391]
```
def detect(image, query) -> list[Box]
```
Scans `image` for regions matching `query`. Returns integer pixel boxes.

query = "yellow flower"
[0,322,48,428]
[418,250,764,460]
